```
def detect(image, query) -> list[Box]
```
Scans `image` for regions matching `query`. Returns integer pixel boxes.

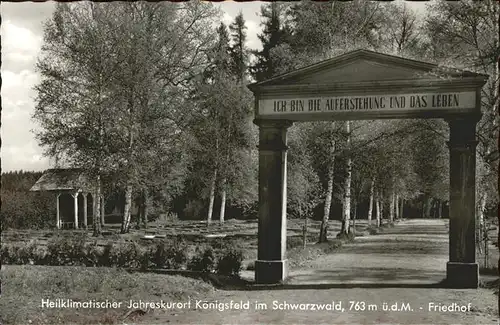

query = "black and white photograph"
[1,0,499,324]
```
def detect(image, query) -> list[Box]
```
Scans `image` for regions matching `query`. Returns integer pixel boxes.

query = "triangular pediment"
[249,49,487,90]
[293,59,429,83]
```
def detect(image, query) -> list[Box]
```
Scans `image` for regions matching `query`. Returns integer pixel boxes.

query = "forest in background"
[2,1,497,238]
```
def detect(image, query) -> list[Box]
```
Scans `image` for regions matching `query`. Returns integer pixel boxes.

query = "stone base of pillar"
[446,262,478,288]
[255,259,288,284]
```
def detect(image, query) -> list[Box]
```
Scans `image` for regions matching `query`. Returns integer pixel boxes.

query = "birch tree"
[107,2,218,233]
[34,3,126,236]
[190,23,232,224]
[215,12,254,224]
[189,21,254,225]
[376,2,428,58]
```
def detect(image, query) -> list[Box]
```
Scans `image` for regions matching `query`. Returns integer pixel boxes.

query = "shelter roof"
[29,168,92,192]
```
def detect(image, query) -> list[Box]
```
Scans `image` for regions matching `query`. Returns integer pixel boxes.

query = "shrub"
[84,241,104,267]
[100,242,114,267]
[151,239,188,270]
[1,244,10,264]
[336,231,355,242]
[216,248,244,276]
[46,235,87,266]
[287,237,304,249]
[136,245,152,271]
[15,241,38,264]
[323,239,343,254]
[210,238,234,251]
[108,242,140,268]
[84,241,136,268]
[367,226,379,235]
[32,246,47,265]
[67,235,88,265]
[151,241,169,268]
[129,242,147,269]
[166,239,188,269]
[1,244,18,264]
[0,242,40,265]
[187,247,216,273]
[1,180,55,230]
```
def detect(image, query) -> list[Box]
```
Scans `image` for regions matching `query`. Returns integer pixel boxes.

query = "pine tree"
[251,3,293,81]
[229,12,248,83]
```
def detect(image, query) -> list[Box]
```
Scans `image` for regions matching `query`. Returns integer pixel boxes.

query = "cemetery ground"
[1,218,499,325]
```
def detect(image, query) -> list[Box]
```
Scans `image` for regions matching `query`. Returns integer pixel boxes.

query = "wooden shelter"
[30,168,105,229]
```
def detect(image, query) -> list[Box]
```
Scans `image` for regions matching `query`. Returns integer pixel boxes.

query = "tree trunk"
[352,197,357,234]
[219,177,227,224]
[438,200,442,219]
[319,130,336,243]
[303,214,308,249]
[395,194,399,220]
[389,190,395,223]
[484,219,489,268]
[493,3,500,315]
[143,188,149,229]
[479,193,487,228]
[421,197,425,218]
[423,195,432,218]
[367,176,375,225]
[400,198,404,219]
[341,121,352,235]
[478,193,488,252]
[320,165,334,242]
[380,197,384,226]
[136,196,143,229]
[207,168,217,225]
[121,183,133,234]
[375,196,381,228]
[92,175,102,237]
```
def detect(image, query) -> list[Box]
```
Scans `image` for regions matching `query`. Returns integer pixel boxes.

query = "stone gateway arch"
[247,50,489,288]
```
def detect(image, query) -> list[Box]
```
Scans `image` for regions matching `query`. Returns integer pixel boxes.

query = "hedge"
[1,236,243,277]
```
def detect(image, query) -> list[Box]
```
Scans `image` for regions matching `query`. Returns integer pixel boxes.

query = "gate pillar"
[446,115,480,288]
[254,119,292,284]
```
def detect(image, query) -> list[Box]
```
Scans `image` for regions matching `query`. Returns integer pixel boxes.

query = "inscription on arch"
[260,91,476,120]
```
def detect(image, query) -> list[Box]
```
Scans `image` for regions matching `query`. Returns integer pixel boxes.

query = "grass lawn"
[0,265,215,325]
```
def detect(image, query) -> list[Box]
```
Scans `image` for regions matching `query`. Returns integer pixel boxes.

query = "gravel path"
[287,219,449,286]
[141,219,499,324]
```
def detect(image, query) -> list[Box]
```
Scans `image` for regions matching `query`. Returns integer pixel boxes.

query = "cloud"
[1,20,43,73]
[1,69,39,104]
[1,20,42,54]
[4,52,36,64]
[1,98,49,172]
[0,2,55,32]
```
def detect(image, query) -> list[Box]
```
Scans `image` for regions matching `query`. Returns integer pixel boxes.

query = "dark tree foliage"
[251,3,293,82]
[229,12,249,83]
[1,171,55,229]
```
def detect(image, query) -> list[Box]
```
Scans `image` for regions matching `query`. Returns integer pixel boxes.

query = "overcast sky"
[0,1,427,173]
